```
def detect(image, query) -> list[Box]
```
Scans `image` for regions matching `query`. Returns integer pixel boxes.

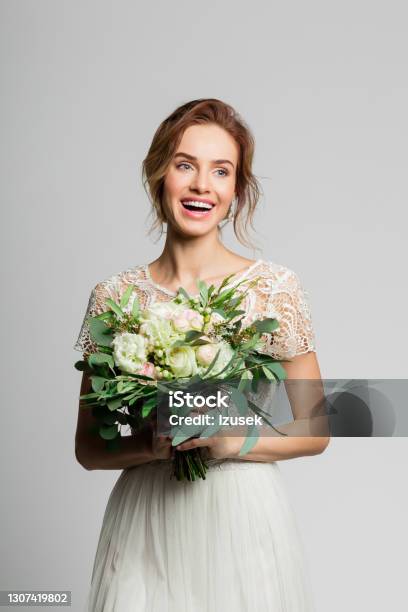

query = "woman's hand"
[150,422,174,460]
[175,434,246,460]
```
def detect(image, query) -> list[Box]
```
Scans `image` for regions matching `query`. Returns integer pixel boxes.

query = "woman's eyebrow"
[174,152,235,168]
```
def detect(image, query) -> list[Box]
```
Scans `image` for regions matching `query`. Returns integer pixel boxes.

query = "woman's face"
[162,123,239,238]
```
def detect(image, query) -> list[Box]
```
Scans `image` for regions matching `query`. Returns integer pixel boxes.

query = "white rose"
[209,342,235,378]
[172,308,204,333]
[142,301,183,320]
[112,332,147,374]
[165,346,198,378]
[196,343,219,367]
[139,318,179,350]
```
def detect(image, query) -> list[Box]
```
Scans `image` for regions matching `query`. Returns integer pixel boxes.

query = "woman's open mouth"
[180,200,215,218]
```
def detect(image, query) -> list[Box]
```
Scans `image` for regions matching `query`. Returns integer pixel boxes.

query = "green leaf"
[171,431,192,446]
[99,424,119,440]
[261,365,276,381]
[228,309,246,319]
[230,387,248,416]
[74,360,86,371]
[238,370,253,392]
[79,392,100,400]
[107,397,123,411]
[212,287,235,307]
[238,424,260,456]
[120,284,135,308]
[91,376,107,393]
[199,410,223,438]
[106,397,122,411]
[184,330,203,342]
[177,287,191,301]
[88,318,113,347]
[211,308,228,319]
[201,348,221,377]
[207,284,216,298]
[142,396,157,418]
[88,352,115,372]
[105,298,124,319]
[241,333,261,351]
[253,318,279,333]
[263,361,287,381]
[251,368,260,393]
[197,279,208,306]
[132,295,140,318]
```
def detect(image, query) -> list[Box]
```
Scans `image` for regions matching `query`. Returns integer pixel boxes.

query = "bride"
[74,98,329,611]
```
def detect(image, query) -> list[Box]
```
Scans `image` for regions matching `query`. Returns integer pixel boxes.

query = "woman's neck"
[147,229,256,294]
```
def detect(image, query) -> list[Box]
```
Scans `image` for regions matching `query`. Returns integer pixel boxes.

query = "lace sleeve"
[73,282,117,358]
[264,269,316,360]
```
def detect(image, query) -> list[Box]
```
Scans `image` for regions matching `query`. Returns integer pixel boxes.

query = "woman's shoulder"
[92,263,148,294]
[255,259,306,293]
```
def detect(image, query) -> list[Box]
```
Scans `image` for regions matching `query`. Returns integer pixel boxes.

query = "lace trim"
[73,260,316,360]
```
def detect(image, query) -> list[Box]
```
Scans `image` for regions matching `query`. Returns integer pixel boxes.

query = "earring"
[227,198,237,222]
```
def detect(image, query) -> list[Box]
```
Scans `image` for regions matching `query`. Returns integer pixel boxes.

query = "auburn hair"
[141,98,262,248]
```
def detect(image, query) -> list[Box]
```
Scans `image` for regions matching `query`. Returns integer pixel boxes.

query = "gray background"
[1,0,407,610]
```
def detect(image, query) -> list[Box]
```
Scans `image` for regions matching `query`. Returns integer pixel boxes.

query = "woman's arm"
[75,371,172,470]
[228,351,330,461]
[174,351,330,461]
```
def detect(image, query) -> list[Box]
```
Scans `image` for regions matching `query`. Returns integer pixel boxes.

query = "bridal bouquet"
[74,272,287,481]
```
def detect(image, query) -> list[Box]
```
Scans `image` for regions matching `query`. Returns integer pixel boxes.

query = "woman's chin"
[170,218,220,238]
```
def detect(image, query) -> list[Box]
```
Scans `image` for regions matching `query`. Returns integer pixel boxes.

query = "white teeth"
[182,200,213,210]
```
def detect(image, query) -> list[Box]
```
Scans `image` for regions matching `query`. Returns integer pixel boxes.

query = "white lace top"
[73,259,316,360]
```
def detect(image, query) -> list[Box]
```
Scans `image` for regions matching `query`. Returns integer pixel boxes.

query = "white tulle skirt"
[86,458,315,611]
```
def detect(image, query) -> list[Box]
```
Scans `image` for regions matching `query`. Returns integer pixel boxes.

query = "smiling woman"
[75,98,326,611]
[141,98,261,249]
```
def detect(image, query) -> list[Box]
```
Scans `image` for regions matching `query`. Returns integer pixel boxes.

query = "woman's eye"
[176,163,228,177]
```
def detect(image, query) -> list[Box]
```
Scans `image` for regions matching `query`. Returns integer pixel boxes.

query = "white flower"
[112,332,147,374]
[172,308,204,333]
[196,341,235,378]
[165,345,198,378]
[196,343,219,367]
[142,301,183,320]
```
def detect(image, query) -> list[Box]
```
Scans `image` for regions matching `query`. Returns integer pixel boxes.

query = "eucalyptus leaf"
[238,370,253,393]
[262,365,276,381]
[88,318,114,347]
[120,284,134,308]
[88,352,115,371]
[91,376,107,393]
[230,387,249,416]
[253,318,279,333]
[263,361,287,381]
[238,424,260,456]
[107,397,123,411]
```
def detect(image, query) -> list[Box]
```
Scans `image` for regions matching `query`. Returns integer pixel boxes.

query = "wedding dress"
[74,259,317,611]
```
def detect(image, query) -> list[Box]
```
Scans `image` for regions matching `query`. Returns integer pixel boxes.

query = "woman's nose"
[190,170,211,192]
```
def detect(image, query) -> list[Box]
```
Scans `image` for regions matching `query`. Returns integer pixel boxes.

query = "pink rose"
[138,362,156,379]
